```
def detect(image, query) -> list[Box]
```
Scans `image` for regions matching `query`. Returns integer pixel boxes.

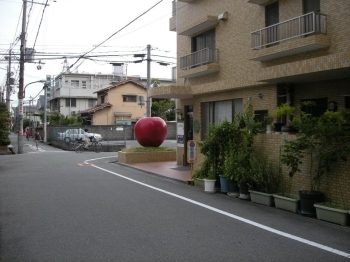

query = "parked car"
[58,128,102,143]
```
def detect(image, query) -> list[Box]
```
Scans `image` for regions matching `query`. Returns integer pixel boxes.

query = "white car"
[58,128,102,143]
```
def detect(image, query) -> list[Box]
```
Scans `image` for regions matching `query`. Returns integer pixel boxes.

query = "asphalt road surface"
[0,140,350,261]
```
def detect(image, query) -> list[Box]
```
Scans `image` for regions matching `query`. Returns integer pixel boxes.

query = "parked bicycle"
[74,137,102,153]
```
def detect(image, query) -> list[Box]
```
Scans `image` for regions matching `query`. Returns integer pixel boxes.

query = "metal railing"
[251,12,327,50]
[180,48,218,70]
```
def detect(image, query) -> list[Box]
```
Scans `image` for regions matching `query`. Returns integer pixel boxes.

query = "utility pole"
[146,44,151,117]
[17,0,27,154]
[43,84,48,143]
[6,48,12,111]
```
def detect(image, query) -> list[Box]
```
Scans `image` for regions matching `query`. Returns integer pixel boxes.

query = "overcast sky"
[0,0,177,106]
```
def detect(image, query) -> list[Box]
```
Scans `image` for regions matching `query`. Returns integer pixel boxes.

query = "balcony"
[169,1,176,31]
[149,84,192,99]
[179,48,219,78]
[247,0,270,4]
[250,12,329,61]
[178,15,218,36]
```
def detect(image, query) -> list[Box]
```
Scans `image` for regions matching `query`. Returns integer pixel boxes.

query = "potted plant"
[281,108,350,217]
[274,103,295,134]
[223,104,261,200]
[0,102,11,151]
[248,154,281,207]
[264,114,274,134]
[195,120,236,193]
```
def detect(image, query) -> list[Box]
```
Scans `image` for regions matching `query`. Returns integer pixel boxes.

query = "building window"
[192,28,215,52]
[123,95,137,102]
[82,81,87,89]
[201,99,243,140]
[101,96,105,104]
[301,98,328,117]
[303,0,320,13]
[345,96,350,109]
[65,98,76,107]
[88,99,97,107]
[265,1,279,46]
[71,80,79,87]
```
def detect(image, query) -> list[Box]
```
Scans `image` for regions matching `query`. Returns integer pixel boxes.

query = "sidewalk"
[5,132,192,183]
[124,161,192,183]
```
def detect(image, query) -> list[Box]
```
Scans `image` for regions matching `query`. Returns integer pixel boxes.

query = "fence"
[47,122,177,152]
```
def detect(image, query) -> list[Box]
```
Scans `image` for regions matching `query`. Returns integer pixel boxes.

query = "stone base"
[118,150,176,164]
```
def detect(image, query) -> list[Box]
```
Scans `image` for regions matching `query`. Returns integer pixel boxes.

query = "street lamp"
[17,79,46,154]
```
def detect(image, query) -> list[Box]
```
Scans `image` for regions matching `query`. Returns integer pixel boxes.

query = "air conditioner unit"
[71,111,76,116]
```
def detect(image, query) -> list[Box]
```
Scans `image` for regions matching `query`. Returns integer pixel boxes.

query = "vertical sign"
[187,140,197,164]
[177,122,184,147]
[46,75,51,98]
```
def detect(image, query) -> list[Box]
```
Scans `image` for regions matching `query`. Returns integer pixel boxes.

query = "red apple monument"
[134,117,167,147]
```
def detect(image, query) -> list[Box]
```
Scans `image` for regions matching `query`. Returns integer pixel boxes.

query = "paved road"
[0,137,350,261]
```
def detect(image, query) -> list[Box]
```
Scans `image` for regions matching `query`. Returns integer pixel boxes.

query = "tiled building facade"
[150,0,350,205]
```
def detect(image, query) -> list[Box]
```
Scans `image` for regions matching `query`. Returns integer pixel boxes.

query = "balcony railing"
[251,12,327,50]
[180,48,218,70]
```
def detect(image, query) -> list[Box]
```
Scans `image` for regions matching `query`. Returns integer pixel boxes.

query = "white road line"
[88,158,350,259]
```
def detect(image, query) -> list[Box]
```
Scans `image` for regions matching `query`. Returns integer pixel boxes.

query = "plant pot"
[299,190,324,217]
[228,180,239,197]
[274,123,284,134]
[314,203,350,226]
[273,193,300,213]
[266,125,272,134]
[281,126,291,134]
[219,175,228,195]
[249,190,274,207]
[238,182,250,200]
[204,179,216,193]
[194,178,205,189]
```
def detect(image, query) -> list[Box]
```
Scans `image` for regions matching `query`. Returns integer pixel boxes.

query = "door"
[265,2,279,46]
[184,106,193,166]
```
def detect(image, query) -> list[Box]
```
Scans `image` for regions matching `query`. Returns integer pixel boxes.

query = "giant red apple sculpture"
[134,117,167,147]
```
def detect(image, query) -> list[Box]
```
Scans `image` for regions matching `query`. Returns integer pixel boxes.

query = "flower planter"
[219,175,228,195]
[273,193,300,213]
[228,180,239,197]
[299,190,324,217]
[238,182,250,200]
[204,179,216,193]
[249,190,274,207]
[314,203,350,226]
[194,178,205,189]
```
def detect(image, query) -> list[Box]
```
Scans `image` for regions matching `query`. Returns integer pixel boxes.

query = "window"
[71,80,79,87]
[265,2,279,46]
[303,0,320,13]
[88,99,97,107]
[201,99,243,140]
[65,98,76,107]
[345,96,350,109]
[192,28,215,52]
[101,96,105,104]
[123,95,137,102]
[301,98,327,117]
[82,81,87,89]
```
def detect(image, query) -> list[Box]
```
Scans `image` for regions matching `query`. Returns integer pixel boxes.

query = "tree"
[39,111,82,126]
[151,98,175,121]
[0,102,11,146]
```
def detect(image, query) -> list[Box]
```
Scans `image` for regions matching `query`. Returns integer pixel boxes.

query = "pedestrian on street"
[34,130,41,150]
[25,129,30,141]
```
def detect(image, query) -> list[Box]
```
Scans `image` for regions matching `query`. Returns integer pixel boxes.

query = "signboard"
[177,122,184,147]
[187,140,197,163]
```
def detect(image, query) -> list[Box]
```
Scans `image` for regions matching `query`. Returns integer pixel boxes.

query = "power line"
[68,0,163,73]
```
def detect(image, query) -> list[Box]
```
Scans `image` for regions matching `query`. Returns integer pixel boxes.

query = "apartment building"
[150,0,350,167]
